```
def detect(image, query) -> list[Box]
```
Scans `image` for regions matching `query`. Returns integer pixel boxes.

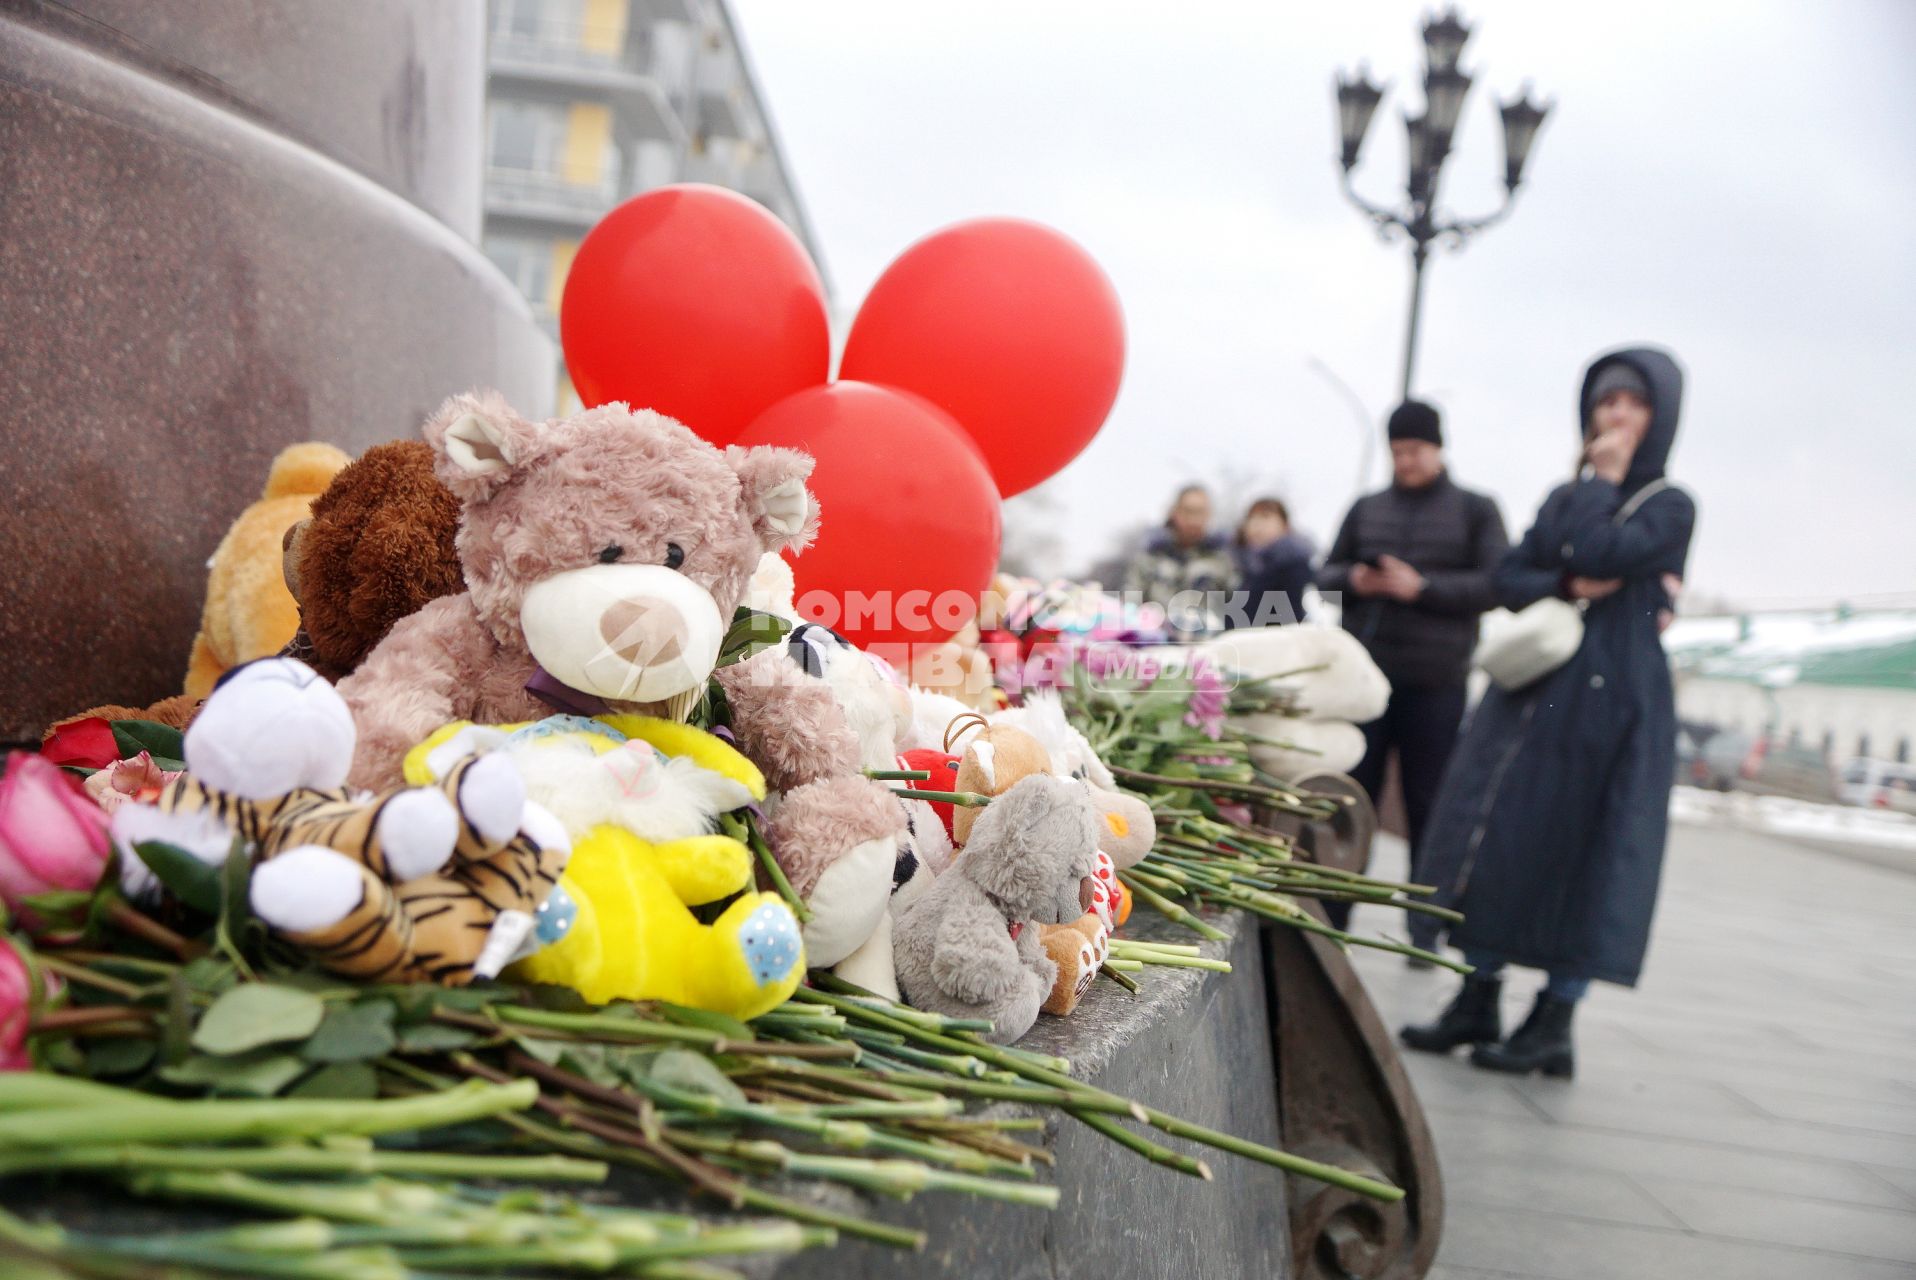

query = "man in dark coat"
[1402,346,1696,1079]
[1317,401,1509,937]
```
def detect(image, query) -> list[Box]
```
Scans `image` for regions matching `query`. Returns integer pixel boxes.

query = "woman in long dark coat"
[1401,346,1696,1078]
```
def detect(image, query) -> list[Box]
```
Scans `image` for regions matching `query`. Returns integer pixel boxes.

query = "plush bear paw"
[373,787,461,882]
[250,844,365,932]
[455,750,527,849]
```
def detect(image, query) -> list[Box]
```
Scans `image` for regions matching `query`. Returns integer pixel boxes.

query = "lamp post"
[1335,9,1551,400]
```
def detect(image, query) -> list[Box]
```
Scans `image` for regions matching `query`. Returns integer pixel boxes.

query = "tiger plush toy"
[114,658,569,985]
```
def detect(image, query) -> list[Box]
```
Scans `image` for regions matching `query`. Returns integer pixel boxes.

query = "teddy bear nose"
[599,599,689,668]
[1078,876,1096,914]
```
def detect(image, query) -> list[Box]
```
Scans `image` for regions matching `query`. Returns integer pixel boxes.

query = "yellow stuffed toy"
[405,714,804,1019]
[185,442,351,699]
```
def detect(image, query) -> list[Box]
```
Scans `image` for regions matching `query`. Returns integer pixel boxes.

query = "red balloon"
[561,185,829,445]
[733,382,1002,653]
[840,218,1125,498]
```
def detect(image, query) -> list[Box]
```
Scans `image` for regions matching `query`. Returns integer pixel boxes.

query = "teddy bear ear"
[423,391,540,501]
[726,445,820,555]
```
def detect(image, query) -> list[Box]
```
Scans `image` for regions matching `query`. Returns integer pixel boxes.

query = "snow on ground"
[1671,784,1916,855]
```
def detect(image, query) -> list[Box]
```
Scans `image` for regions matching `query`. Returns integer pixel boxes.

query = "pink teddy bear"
[338,391,816,789]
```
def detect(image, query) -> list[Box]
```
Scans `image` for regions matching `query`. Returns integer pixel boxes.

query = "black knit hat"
[1387,400,1443,446]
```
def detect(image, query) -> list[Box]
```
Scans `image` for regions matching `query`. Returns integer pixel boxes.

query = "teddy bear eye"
[597,544,623,564]
[664,543,686,570]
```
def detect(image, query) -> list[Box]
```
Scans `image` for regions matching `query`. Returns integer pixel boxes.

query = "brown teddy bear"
[335,391,818,788]
[184,442,351,699]
[280,440,464,682]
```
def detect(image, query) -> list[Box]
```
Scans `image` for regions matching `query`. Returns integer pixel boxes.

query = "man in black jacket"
[1318,400,1508,942]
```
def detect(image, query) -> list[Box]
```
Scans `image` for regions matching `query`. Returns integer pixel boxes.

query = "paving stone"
[1635,1177,1916,1263]
[1349,820,1916,1277]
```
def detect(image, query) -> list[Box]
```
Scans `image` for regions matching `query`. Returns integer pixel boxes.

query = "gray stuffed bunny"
[892,773,1102,1045]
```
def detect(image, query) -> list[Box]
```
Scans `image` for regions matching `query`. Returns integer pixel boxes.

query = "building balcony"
[488,32,686,142]
[484,165,620,231]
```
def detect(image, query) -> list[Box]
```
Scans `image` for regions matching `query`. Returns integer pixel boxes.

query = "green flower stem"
[1109,953,1231,973]
[863,768,931,781]
[886,788,991,807]
[1102,958,1144,972]
[607,1222,830,1266]
[0,1142,605,1183]
[33,953,145,1000]
[0,1078,536,1149]
[806,987,1404,1202]
[843,1071,1144,1118]
[1068,1109,1211,1180]
[806,976,998,1034]
[1106,941,1202,957]
[495,1005,857,1060]
[731,813,814,924]
[1098,962,1140,994]
[127,1170,438,1225]
[1129,1104,1405,1202]
[396,1237,622,1271]
[1116,874,1229,941]
[0,1072,151,1112]
[498,1112,929,1250]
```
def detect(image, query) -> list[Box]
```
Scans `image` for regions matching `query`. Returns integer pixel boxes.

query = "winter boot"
[1471,992,1576,1078]
[1399,975,1502,1054]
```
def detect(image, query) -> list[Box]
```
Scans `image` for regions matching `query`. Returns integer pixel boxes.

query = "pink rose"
[0,936,31,1071]
[82,751,181,816]
[0,752,114,926]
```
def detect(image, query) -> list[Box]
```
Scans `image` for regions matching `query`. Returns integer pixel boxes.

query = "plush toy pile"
[4,391,1439,1272]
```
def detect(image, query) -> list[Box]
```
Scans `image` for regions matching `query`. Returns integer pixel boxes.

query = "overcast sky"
[732,0,1916,608]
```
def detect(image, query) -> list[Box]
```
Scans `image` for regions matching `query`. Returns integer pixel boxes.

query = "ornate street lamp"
[1333,8,1551,398]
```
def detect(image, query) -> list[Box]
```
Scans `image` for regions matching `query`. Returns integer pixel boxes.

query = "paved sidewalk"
[1347,820,1916,1280]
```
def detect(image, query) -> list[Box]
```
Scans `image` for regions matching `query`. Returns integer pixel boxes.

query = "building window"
[1858,734,1871,760]
[1899,737,1911,764]
[487,100,569,175]
[482,235,553,311]
[1821,730,1834,757]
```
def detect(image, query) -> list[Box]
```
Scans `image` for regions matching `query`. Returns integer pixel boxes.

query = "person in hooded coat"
[1401,346,1696,1079]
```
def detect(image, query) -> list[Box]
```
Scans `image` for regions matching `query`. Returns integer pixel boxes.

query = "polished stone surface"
[1353,824,1916,1280]
[0,2,553,742]
[25,0,485,238]
[771,909,1292,1279]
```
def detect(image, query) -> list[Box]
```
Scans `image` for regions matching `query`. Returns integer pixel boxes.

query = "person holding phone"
[1317,401,1510,938]
[1402,347,1697,1079]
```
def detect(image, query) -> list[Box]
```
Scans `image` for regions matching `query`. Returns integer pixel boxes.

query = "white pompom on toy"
[184,658,356,798]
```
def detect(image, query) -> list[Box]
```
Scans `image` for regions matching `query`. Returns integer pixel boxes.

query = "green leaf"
[180,954,238,997]
[519,983,591,1013]
[192,983,325,1056]
[301,999,397,1063]
[17,889,95,933]
[85,1037,157,1078]
[216,836,261,971]
[394,1022,479,1053]
[657,1003,754,1042]
[290,1060,379,1100]
[160,1049,308,1096]
[109,720,186,764]
[512,1035,568,1066]
[134,841,222,915]
[718,608,791,665]
[161,974,193,1068]
[644,1047,746,1106]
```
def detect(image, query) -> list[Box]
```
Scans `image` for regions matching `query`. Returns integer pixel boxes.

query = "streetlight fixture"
[1333,8,1551,399]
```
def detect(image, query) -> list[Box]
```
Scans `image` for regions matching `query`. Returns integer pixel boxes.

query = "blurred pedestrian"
[1402,347,1697,1080]
[1228,497,1315,626]
[1125,484,1236,635]
[1318,401,1508,934]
